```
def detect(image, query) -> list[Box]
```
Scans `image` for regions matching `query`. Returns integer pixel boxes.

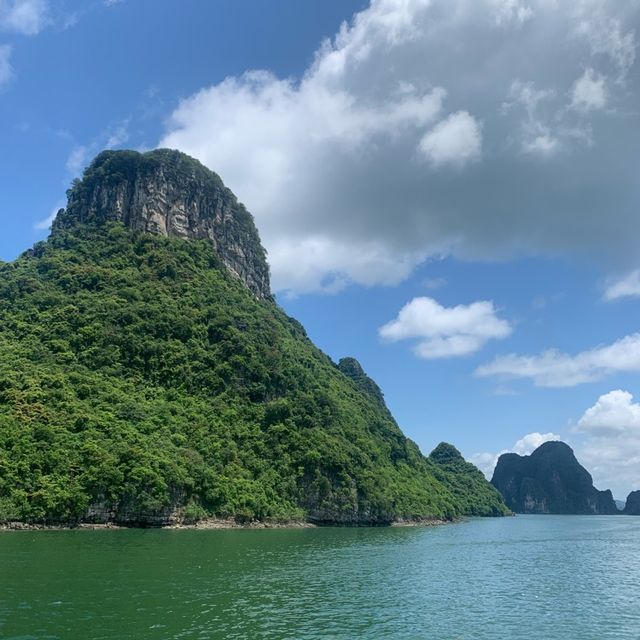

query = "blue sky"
[1,0,640,497]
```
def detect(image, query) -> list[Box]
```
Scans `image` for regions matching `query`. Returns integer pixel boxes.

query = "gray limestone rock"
[52,148,271,299]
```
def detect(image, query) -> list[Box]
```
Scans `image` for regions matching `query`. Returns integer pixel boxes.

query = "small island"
[491,441,619,515]
[0,149,509,529]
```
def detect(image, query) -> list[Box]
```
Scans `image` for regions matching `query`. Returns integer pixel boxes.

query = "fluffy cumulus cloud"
[574,390,640,498]
[0,0,49,35]
[379,296,511,359]
[418,111,482,167]
[476,333,640,387]
[577,389,640,434]
[471,431,561,478]
[160,0,640,295]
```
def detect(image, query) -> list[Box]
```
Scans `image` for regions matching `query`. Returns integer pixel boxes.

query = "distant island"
[624,491,640,515]
[492,440,638,515]
[0,149,509,528]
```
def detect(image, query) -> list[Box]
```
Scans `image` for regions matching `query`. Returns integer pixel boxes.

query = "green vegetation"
[0,155,508,526]
[429,443,509,516]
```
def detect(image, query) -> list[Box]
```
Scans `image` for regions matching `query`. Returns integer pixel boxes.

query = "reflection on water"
[1,516,639,639]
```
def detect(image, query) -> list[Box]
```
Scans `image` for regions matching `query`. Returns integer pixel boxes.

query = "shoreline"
[0,516,454,532]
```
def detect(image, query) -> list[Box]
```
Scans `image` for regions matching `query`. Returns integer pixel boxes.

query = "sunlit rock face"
[53,148,271,299]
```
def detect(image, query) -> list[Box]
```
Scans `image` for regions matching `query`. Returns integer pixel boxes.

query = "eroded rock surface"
[53,149,271,298]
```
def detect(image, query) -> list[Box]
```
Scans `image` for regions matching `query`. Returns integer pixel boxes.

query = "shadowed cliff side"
[491,441,618,514]
[624,490,640,515]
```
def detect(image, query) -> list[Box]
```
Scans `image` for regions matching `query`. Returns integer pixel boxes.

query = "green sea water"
[1,515,639,639]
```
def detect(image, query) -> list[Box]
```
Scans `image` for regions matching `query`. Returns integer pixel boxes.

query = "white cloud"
[470,431,561,478]
[523,132,559,155]
[423,276,447,290]
[379,296,511,359]
[0,0,49,35]
[106,124,129,148]
[574,390,640,497]
[571,68,608,111]
[0,43,11,87]
[476,333,640,387]
[575,7,637,79]
[66,145,89,176]
[577,389,640,435]
[65,122,130,178]
[472,392,640,496]
[160,0,640,295]
[604,270,640,301]
[269,236,425,296]
[504,80,560,154]
[418,111,482,167]
[33,201,63,231]
[512,431,561,455]
[469,451,502,478]
[490,0,533,27]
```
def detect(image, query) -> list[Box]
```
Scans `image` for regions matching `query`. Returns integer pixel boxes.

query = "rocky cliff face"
[52,149,271,299]
[624,490,640,515]
[491,441,619,514]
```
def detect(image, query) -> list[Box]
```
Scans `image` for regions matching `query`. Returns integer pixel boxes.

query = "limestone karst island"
[2,2,640,638]
[0,149,508,527]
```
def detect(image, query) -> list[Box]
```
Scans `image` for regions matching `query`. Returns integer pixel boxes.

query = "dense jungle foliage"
[429,443,509,516]
[0,186,508,527]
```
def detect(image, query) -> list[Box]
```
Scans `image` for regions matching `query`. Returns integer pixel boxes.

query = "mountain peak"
[52,149,271,299]
[491,441,618,514]
[429,442,464,464]
[337,357,388,411]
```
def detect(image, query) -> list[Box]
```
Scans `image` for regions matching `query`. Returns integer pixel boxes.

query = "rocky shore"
[0,516,453,532]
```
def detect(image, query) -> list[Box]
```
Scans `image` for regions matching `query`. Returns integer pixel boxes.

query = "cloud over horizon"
[470,431,561,479]
[575,390,640,498]
[160,0,640,295]
[475,333,640,387]
[471,391,640,497]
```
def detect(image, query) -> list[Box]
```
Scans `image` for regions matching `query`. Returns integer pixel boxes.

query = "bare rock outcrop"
[52,148,271,298]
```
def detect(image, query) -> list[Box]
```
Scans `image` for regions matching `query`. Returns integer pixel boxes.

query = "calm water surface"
[1,515,639,639]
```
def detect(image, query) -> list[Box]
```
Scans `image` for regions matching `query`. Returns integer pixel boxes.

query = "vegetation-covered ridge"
[429,443,510,516]
[0,156,508,527]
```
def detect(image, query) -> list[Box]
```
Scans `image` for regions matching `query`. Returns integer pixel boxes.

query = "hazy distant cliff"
[624,491,640,515]
[491,441,618,515]
[52,149,271,299]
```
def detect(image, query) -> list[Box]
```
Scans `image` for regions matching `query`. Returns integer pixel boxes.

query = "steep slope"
[429,443,510,516]
[491,441,618,514]
[337,357,389,415]
[0,149,507,526]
